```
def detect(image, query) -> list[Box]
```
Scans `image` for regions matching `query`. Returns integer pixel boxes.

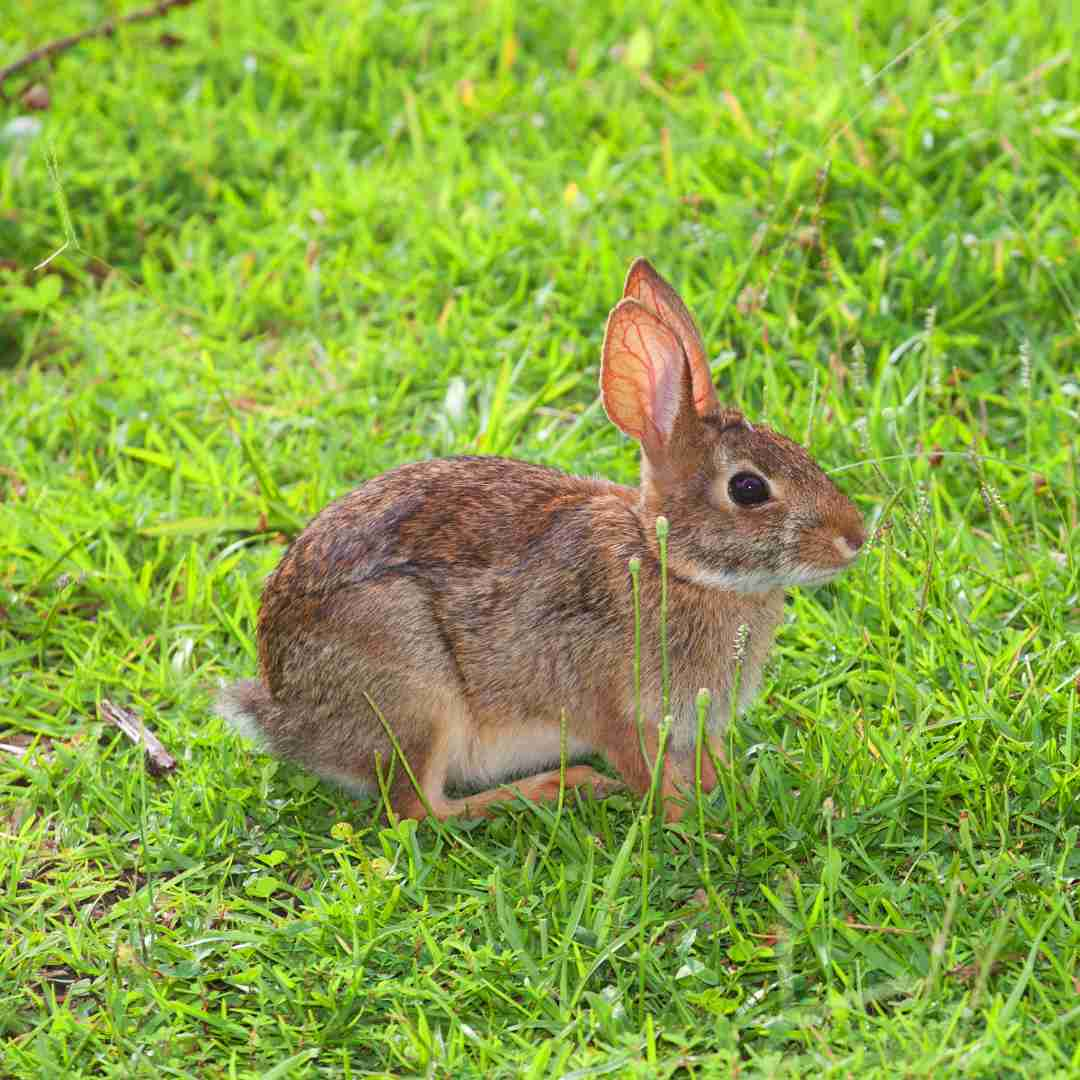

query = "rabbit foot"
[512,765,623,806]
[394,765,622,822]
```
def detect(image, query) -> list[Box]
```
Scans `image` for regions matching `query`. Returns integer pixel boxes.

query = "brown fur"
[217,258,865,822]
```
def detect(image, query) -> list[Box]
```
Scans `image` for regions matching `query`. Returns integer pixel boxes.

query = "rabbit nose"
[833,528,865,560]
[844,528,866,552]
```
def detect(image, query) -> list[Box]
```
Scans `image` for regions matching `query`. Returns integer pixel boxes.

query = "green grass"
[2,0,1079,1075]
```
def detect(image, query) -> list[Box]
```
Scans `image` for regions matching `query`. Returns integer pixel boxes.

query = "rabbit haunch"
[217,257,865,822]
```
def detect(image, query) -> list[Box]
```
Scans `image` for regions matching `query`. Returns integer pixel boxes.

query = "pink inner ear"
[601,298,689,454]
[622,257,719,417]
[651,352,685,442]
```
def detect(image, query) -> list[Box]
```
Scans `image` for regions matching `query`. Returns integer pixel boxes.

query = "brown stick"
[0,0,197,88]
[99,699,177,777]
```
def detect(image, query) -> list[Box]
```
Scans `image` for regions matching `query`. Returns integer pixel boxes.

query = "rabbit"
[216,257,866,823]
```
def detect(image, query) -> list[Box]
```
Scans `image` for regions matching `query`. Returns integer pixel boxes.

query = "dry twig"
[99,699,177,777]
[0,0,197,89]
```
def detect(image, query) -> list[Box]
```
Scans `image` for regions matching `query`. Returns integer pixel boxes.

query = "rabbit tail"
[215,678,277,746]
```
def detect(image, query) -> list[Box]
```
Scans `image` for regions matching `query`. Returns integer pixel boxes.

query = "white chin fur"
[679,566,786,593]
[680,564,842,593]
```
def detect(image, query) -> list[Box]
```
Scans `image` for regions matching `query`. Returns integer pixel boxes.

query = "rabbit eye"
[728,472,770,507]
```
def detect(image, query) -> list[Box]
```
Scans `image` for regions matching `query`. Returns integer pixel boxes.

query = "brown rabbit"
[217,258,865,822]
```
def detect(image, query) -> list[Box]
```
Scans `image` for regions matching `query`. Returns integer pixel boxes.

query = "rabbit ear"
[601,298,699,464]
[622,258,719,417]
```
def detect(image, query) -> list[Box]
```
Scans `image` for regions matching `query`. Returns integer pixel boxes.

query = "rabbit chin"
[682,563,848,593]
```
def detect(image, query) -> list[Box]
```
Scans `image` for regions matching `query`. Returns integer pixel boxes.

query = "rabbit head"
[601,258,865,593]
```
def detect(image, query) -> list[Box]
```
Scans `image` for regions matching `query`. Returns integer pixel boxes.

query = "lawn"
[2,0,1079,1076]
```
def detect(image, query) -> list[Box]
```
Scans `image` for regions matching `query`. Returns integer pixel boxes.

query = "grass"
[2,0,1079,1075]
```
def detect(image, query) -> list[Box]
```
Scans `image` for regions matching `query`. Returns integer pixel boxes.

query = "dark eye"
[728,472,770,507]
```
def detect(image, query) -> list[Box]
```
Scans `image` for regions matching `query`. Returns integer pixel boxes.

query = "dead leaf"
[0,465,27,499]
[736,285,764,316]
[21,83,50,110]
[948,962,979,983]
[829,351,847,388]
[722,90,752,139]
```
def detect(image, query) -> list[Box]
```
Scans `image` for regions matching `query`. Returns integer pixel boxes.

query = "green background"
[2,1,1078,1075]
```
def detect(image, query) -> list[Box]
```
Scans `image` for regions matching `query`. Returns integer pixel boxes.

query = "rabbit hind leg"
[388,738,620,822]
